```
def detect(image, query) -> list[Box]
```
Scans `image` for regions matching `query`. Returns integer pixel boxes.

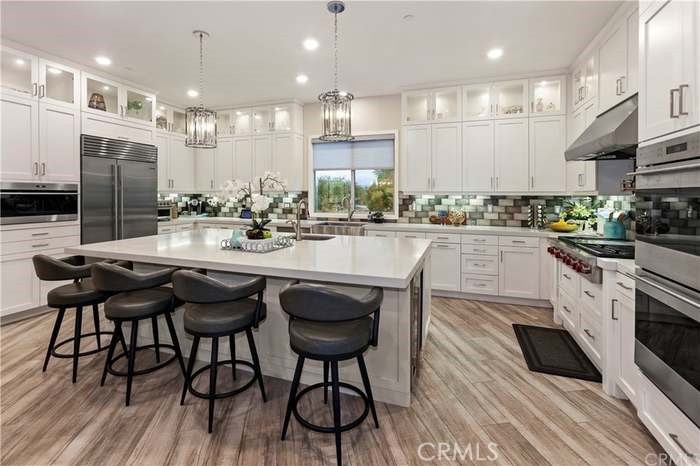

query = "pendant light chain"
[198,32,204,108]
[333,11,339,91]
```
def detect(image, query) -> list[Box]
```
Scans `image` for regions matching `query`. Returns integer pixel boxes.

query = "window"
[311,133,397,217]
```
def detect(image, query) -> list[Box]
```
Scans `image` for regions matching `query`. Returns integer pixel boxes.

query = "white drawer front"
[558,289,579,332]
[461,274,498,296]
[461,255,498,276]
[615,273,635,300]
[1,235,80,256]
[461,244,498,256]
[365,230,397,238]
[427,232,461,243]
[179,224,194,231]
[559,266,580,298]
[580,280,603,317]
[498,236,539,248]
[461,234,498,246]
[397,231,427,239]
[578,310,602,365]
[1,225,80,243]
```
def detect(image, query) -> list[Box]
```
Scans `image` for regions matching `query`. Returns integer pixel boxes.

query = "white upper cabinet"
[463,84,493,121]
[38,102,80,182]
[169,135,195,192]
[272,133,304,191]
[462,120,495,191]
[154,132,171,191]
[639,0,699,142]
[402,87,461,124]
[81,72,155,126]
[1,94,38,181]
[400,125,431,191]
[492,79,529,119]
[38,59,79,109]
[252,134,273,176]
[598,8,638,113]
[430,123,462,192]
[221,103,302,135]
[529,76,566,116]
[194,149,216,192]
[253,107,272,133]
[572,52,597,111]
[214,137,234,190]
[233,136,253,181]
[1,47,38,100]
[155,103,186,134]
[494,118,529,192]
[529,116,566,192]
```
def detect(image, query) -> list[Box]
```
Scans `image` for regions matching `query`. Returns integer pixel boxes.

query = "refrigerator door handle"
[113,164,119,240]
[118,164,125,239]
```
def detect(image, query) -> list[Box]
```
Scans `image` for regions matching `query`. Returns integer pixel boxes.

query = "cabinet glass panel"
[1,49,33,95]
[86,77,119,115]
[233,110,251,134]
[463,85,492,120]
[531,79,562,114]
[218,112,232,135]
[433,89,460,121]
[274,106,292,131]
[253,108,270,133]
[494,82,526,116]
[125,89,153,122]
[172,109,186,133]
[155,104,171,130]
[43,63,75,104]
[404,92,430,122]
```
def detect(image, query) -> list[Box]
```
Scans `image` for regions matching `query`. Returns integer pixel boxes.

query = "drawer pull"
[563,305,571,314]
[31,232,50,236]
[31,243,50,248]
[584,290,595,298]
[473,238,486,242]
[584,329,595,340]
[563,273,571,280]
[474,283,487,287]
[669,433,695,458]
[511,240,526,244]
[474,248,486,253]
[436,236,449,240]
[616,281,633,291]
[405,235,418,238]
[436,244,450,248]
[473,263,486,267]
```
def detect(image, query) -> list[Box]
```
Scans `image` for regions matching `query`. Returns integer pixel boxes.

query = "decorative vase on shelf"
[88,93,106,111]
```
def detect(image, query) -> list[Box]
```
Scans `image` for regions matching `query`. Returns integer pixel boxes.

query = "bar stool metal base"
[50,331,113,359]
[185,359,258,400]
[292,382,370,433]
[105,343,178,377]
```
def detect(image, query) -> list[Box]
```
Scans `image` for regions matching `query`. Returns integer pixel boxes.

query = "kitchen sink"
[300,234,335,241]
[311,221,366,236]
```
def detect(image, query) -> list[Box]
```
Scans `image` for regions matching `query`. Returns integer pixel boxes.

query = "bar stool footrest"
[292,382,370,433]
[51,331,114,358]
[107,343,177,377]
[187,359,258,400]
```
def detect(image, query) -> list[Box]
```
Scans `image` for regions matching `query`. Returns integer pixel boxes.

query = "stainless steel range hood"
[565,94,638,161]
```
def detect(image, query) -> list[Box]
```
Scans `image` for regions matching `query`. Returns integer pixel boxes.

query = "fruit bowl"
[549,221,579,232]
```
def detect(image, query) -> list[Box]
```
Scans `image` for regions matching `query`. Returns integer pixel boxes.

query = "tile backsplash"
[158,192,308,220]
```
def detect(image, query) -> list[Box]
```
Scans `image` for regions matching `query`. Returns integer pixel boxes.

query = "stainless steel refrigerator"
[81,135,158,244]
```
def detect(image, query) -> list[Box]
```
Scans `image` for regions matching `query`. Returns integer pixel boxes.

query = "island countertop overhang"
[65,229,432,289]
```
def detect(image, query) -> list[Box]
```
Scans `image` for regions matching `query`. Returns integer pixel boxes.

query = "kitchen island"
[66,229,432,407]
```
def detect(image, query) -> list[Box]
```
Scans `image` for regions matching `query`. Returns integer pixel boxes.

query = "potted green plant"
[560,199,602,231]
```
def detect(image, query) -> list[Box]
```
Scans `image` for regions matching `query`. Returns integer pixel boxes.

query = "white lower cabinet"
[0,252,38,315]
[430,242,460,291]
[461,274,498,296]
[498,245,540,299]
[614,291,640,403]
[578,308,602,365]
[558,289,579,332]
[365,230,397,238]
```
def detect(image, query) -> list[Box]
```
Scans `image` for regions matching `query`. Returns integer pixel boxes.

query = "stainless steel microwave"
[0,182,78,225]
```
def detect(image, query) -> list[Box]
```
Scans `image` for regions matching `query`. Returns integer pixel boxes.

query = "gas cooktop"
[558,236,635,259]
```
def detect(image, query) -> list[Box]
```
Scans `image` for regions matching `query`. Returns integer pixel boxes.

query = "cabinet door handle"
[32,82,38,96]
[562,305,571,314]
[41,162,46,176]
[31,232,49,236]
[616,281,632,291]
[669,433,695,458]
[39,84,45,98]
[615,79,621,96]
[210,180,213,189]
[31,243,50,248]
[563,273,571,280]
[584,290,595,298]
[473,238,486,242]
[490,176,494,190]
[500,250,503,262]
[679,84,689,116]
[619,76,626,94]
[436,244,450,248]
[584,329,595,340]
[530,176,534,188]
[512,240,526,244]
[530,101,534,113]
[670,88,680,118]
[33,162,39,175]
[611,298,618,320]
[495,177,499,190]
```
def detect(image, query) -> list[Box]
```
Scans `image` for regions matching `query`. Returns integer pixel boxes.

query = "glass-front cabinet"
[463,84,493,120]
[253,108,272,133]
[1,47,37,98]
[402,87,461,124]
[492,79,528,118]
[214,103,301,135]
[529,76,565,115]
[155,103,186,133]
[81,72,155,126]
[39,59,79,108]
[402,90,432,124]
[233,109,252,135]
[432,87,461,122]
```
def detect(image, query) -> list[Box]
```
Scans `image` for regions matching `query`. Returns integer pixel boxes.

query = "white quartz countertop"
[66,229,431,289]
[161,217,322,227]
[363,222,593,238]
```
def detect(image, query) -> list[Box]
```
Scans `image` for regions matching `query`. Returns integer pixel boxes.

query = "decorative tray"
[221,234,295,253]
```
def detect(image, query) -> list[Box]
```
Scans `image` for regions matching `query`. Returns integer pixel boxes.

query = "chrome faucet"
[288,198,307,241]
[341,195,355,222]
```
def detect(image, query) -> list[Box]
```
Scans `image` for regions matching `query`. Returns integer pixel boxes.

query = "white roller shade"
[313,135,395,170]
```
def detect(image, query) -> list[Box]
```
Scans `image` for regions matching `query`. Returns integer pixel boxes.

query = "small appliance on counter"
[157,200,177,222]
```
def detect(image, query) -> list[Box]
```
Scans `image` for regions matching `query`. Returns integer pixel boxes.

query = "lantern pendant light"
[319,1,354,141]
[185,30,217,148]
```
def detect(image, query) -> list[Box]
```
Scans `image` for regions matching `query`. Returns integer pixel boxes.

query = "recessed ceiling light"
[47,67,62,75]
[187,89,199,98]
[95,56,112,66]
[303,38,319,51]
[296,74,309,84]
[14,58,25,66]
[487,48,503,60]
[102,85,110,91]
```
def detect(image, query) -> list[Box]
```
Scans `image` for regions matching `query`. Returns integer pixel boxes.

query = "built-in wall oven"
[0,182,78,225]
[632,129,700,429]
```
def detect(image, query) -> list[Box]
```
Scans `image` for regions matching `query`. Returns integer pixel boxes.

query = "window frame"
[307,130,399,220]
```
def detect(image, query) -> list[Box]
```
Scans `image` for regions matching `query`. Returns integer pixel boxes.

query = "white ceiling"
[1,1,621,108]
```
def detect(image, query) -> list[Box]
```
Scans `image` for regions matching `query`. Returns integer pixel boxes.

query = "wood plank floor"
[1,298,662,465]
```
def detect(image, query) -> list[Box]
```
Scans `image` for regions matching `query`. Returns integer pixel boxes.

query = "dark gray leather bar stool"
[279,283,383,466]
[91,262,186,406]
[32,255,132,383]
[172,270,267,433]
